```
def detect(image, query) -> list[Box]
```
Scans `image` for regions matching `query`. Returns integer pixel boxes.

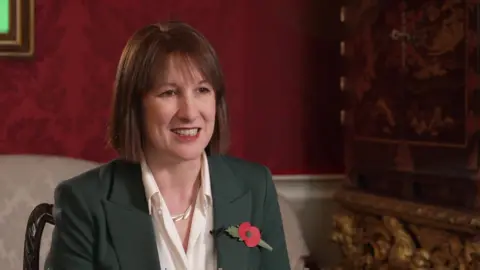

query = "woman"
[46,21,290,270]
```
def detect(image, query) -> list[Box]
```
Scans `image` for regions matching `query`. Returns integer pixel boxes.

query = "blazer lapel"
[101,160,161,270]
[209,156,252,270]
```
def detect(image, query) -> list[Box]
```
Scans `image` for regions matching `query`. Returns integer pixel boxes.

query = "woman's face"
[142,56,216,162]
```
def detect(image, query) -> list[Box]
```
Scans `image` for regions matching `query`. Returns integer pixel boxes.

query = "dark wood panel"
[347,0,404,141]
[344,0,480,209]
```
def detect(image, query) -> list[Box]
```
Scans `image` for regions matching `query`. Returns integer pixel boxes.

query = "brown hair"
[108,21,229,161]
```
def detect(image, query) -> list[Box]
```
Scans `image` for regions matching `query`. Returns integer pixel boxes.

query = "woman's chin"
[170,147,205,161]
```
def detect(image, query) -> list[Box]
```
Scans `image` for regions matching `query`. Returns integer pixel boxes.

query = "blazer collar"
[208,155,252,270]
[101,160,161,270]
[101,156,252,270]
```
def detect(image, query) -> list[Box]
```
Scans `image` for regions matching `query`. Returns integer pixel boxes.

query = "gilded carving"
[332,190,480,269]
[335,189,480,231]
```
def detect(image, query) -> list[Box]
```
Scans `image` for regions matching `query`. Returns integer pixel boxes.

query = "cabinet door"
[345,0,409,187]
[347,0,404,141]
[402,0,466,147]
[344,0,480,208]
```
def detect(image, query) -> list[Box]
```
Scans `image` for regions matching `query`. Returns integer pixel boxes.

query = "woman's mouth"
[171,128,200,136]
[171,128,201,141]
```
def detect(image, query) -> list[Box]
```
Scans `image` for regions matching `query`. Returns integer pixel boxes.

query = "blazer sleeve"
[45,182,95,270]
[259,166,291,270]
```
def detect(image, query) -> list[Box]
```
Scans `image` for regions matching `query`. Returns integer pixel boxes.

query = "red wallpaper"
[0,0,343,174]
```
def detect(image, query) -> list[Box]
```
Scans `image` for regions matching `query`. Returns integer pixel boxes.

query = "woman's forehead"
[157,54,206,85]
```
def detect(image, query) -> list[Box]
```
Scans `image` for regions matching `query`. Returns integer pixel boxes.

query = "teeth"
[173,128,199,136]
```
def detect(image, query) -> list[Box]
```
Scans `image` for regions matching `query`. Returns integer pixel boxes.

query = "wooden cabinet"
[333,1,480,269]
[343,0,480,209]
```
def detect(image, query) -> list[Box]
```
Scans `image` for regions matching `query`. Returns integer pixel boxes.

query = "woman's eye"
[198,87,211,93]
[159,90,176,97]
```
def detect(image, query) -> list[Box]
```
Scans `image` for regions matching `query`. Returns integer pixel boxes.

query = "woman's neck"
[144,152,202,199]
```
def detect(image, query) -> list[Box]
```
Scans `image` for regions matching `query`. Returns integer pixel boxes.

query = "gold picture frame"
[0,0,34,58]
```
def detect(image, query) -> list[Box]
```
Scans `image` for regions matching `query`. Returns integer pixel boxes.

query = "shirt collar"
[141,152,212,215]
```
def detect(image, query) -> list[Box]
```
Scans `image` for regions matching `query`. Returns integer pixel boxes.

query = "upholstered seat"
[0,154,310,270]
[0,155,98,270]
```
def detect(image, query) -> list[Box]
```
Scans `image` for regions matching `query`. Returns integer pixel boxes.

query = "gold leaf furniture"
[334,0,480,269]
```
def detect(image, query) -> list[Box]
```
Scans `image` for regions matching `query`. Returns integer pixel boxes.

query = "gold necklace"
[171,205,193,222]
[171,175,200,222]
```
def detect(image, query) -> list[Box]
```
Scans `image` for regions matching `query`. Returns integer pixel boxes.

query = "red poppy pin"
[225,222,273,251]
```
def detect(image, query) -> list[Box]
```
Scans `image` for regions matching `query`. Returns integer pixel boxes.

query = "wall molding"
[273,174,344,201]
[273,174,344,181]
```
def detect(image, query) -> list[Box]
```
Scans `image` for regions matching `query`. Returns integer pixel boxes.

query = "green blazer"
[46,155,290,270]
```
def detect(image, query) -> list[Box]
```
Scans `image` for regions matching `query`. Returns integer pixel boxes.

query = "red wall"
[0,0,343,174]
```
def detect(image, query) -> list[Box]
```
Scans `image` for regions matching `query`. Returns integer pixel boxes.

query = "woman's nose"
[176,96,198,121]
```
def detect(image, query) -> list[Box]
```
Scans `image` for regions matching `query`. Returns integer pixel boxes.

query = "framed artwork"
[0,0,34,58]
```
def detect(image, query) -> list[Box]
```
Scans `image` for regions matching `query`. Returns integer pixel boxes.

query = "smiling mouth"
[171,128,201,136]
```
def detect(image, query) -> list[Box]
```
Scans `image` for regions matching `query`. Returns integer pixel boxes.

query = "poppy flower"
[224,223,273,251]
[238,222,261,247]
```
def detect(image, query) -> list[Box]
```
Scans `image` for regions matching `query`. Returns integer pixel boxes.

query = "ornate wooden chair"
[0,155,98,270]
[23,203,55,270]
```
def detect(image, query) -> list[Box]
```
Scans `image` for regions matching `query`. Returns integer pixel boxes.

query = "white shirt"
[141,153,217,270]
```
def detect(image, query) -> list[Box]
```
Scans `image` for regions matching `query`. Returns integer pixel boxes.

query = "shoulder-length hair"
[108,21,229,161]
